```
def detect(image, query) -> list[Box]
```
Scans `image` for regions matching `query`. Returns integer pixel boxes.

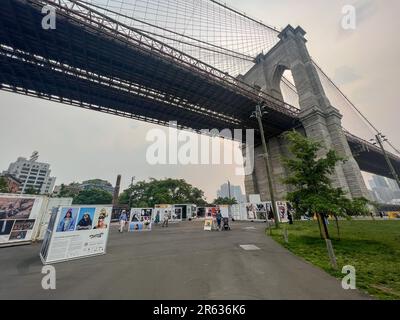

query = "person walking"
[162,210,169,228]
[119,210,128,233]
[288,211,293,225]
[154,211,160,225]
[216,209,222,231]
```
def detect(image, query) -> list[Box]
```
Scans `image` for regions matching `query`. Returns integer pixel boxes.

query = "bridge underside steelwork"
[0,0,299,137]
[346,132,400,179]
[0,0,399,181]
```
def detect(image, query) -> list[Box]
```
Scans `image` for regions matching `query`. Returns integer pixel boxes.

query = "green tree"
[213,197,237,205]
[57,183,80,198]
[24,186,39,195]
[73,189,113,205]
[0,177,9,193]
[119,178,207,207]
[282,131,366,239]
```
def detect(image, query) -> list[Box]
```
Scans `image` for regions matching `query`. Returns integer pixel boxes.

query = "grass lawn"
[270,220,400,300]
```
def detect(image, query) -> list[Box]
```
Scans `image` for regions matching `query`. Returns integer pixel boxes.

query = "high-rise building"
[369,175,400,204]
[80,179,114,194]
[2,152,56,195]
[217,183,246,203]
[53,179,115,197]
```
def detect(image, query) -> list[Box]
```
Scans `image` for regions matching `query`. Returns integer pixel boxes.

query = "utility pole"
[128,176,136,209]
[375,134,400,189]
[227,180,232,218]
[251,105,280,228]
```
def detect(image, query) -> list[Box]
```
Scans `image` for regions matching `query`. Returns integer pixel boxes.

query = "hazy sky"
[1,0,399,200]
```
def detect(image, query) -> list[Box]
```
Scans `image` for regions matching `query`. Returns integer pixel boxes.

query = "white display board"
[154,205,173,224]
[130,208,153,222]
[245,202,272,221]
[204,218,213,231]
[37,197,73,241]
[154,205,181,223]
[205,207,217,218]
[129,208,152,232]
[276,201,288,222]
[230,204,241,220]
[0,194,46,246]
[40,205,112,264]
[219,205,229,218]
[249,194,261,203]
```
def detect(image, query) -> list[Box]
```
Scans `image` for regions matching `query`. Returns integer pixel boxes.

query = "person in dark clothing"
[216,209,222,231]
[76,213,93,230]
[288,211,293,225]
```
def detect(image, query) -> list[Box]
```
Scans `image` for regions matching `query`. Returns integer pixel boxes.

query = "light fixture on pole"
[250,104,280,228]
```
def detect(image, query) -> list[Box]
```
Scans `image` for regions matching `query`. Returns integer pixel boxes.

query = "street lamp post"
[251,105,280,228]
[374,134,400,189]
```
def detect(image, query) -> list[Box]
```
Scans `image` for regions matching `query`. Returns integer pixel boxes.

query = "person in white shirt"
[162,210,169,228]
[119,210,128,233]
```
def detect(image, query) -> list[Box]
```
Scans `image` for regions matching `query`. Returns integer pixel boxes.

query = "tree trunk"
[334,215,340,240]
[319,213,330,240]
[316,213,323,239]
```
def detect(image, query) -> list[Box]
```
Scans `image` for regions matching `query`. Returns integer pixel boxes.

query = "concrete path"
[0,221,370,299]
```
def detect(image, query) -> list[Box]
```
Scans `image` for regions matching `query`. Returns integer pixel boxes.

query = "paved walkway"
[0,221,370,299]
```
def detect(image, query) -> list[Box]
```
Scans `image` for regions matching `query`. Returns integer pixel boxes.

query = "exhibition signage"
[219,205,230,218]
[387,211,400,220]
[40,205,112,264]
[204,218,213,231]
[276,201,289,222]
[245,202,273,221]
[154,205,173,224]
[154,204,183,223]
[0,194,45,246]
[129,208,153,232]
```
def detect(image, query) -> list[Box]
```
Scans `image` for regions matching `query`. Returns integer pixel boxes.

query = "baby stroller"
[222,217,231,231]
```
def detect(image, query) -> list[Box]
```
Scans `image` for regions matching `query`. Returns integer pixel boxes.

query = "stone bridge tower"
[242,25,370,201]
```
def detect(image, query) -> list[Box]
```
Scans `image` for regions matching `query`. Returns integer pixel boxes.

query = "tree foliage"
[24,186,39,195]
[57,183,80,198]
[0,177,9,193]
[283,131,372,238]
[213,197,237,205]
[73,188,113,205]
[119,178,207,207]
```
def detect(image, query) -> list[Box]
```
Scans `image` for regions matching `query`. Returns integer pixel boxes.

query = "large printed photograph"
[0,220,15,236]
[76,207,96,231]
[56,207,78,232]
[0,197,35,220]
[246,202,273,220]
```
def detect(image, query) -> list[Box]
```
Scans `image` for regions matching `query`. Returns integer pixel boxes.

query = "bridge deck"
[0,0,299,137]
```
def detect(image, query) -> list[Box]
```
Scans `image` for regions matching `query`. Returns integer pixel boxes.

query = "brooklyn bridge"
[1,0,399,201]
